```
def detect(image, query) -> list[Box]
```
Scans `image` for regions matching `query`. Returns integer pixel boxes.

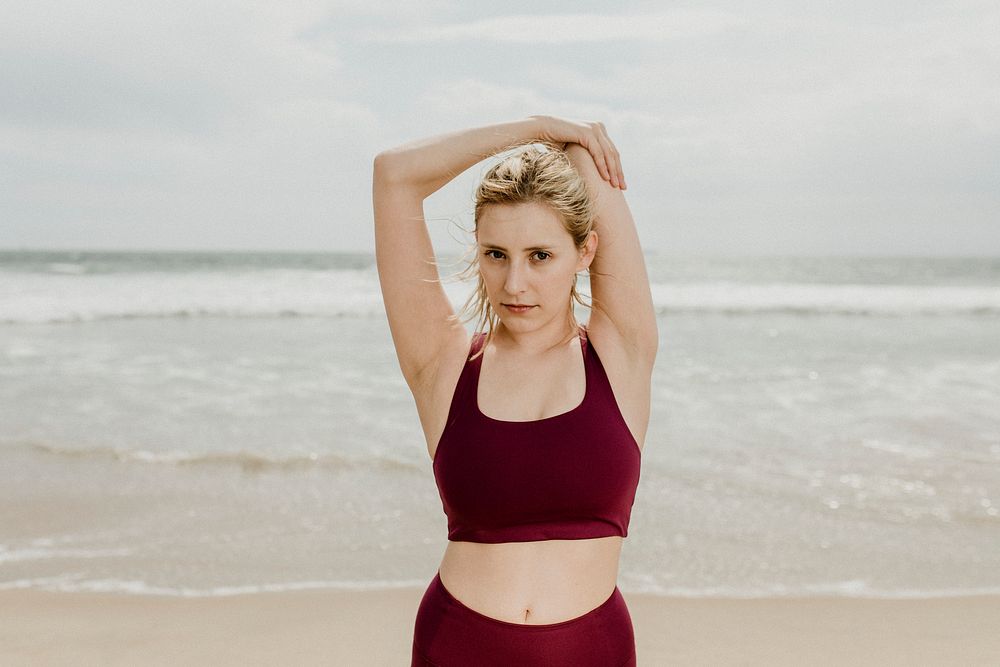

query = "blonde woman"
[373,115,657,666]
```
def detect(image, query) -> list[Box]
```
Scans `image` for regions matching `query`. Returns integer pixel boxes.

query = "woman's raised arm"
[372,118,550,391]
[374,118,544,198]
[565,143,658,367]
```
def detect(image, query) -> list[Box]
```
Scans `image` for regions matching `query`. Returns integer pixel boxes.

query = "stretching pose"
[373,115,657,666]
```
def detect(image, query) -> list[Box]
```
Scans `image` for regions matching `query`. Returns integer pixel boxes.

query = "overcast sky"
[2,1,998,256]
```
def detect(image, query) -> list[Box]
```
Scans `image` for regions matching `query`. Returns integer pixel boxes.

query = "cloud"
[0,1,342,132]
[355,10,742,44]
[2,0,998,253]
[0,1,384,251]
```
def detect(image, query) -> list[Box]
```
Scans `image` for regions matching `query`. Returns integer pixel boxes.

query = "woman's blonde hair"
[438,141,605,360]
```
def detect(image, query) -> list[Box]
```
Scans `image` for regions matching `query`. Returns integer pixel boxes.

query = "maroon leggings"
[411,571,637,666]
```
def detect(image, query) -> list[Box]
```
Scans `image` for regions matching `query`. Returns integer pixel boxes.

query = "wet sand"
[2,587,999,665]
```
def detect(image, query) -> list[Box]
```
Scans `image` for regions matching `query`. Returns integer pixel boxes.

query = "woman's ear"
[577,231,598,271]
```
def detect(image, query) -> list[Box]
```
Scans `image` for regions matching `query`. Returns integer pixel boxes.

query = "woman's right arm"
[373,117,544,198]
[372,118,548,391]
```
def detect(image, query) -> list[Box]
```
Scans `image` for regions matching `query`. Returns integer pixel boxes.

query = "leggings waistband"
[432,570,623,630]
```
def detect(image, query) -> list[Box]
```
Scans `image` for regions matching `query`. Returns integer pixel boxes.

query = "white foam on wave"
[0,268,385,324]
[2,270,999,324]
[620,576,1000,599]
[3,575,999,599]
[649,282,1000,315]
[23,441,418,473]
[0,545,133,564]
[46,263,87,274]
[0,576,430,597]
[859,438,935,459]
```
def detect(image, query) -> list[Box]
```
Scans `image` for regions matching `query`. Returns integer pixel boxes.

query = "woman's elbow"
[373,151,403,183]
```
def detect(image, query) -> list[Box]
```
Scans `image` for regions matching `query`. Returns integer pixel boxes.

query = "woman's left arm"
[565,141,658,367]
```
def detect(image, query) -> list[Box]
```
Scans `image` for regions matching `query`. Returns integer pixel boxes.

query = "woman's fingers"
[597,135,619,189]
[599,127,625,190]
[610,141,625,190]
[587,124,612,185]
[593,122,616,189]
[602,126,626,190]
[588,122,626,190]
[595,130,624,190]
[583,134,611,183]
[535,116,625,189]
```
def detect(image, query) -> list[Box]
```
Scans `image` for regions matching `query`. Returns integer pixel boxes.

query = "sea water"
[1,251,998,598]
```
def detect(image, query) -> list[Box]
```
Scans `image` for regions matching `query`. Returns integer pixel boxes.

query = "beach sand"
[2,587,999,666]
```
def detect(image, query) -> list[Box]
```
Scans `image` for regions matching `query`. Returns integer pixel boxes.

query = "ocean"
[1,250,998,598]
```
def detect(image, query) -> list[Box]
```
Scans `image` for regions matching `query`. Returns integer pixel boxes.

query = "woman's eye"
[483,250,549,261]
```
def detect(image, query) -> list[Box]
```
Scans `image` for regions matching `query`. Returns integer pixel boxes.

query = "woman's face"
[476,201,595,331]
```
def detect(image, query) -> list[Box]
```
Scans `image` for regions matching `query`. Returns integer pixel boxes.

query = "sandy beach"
[3,587,999,666]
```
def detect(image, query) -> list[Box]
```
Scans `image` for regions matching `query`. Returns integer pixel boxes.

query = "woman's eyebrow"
[479,243,556,252]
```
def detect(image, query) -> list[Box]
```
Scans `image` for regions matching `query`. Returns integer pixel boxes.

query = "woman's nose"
[504,263,525,293]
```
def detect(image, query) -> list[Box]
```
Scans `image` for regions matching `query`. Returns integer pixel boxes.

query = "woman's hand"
[529,115,626,190]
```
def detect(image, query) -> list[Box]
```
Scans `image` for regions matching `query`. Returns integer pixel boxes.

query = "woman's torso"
[413,322,649,625]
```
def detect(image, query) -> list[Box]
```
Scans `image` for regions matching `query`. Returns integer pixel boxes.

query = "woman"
[372,115,657,666]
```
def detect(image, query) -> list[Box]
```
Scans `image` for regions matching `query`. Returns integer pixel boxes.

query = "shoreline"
[3,588,999,666]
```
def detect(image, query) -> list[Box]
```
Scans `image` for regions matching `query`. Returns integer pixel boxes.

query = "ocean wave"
[23,441,419,473]
[648,282,1000,316]
[0,546,133,564]
[2,273,999,324]
[624,580,1000,599]
[0,269,386,324]
[2,575,999,599]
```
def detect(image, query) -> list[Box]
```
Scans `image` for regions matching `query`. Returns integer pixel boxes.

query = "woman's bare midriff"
[437,536,623,625]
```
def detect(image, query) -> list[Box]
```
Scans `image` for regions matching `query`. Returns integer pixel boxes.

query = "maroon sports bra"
[432,325,641,543]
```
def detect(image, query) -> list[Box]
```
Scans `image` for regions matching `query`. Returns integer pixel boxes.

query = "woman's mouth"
[503,304,535,314]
